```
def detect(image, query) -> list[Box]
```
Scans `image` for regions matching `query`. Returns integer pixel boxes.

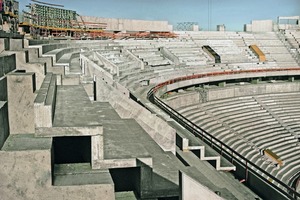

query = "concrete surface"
[7,72,36,134]
[3,29,300,199]
[0,101,9,149]
[52,84,181,198]
[95,78,176,154]
[79,16,171,32]
[180,170,224,200]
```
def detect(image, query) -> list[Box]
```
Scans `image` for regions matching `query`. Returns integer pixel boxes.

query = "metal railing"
[147,69,300,199]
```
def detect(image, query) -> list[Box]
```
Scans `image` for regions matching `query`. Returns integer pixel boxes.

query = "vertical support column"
[136,159,153,199]
[93,75,97,101]
[245,161,248,182]
[91,134,104,169]
[116,65,120,77]
[218,81,226,87]
[289,76,294,82]
[80,57,85,74]
[9,39,24,51]
[251,78,259,84]
[7,71,36,134]
[0,101,9,149]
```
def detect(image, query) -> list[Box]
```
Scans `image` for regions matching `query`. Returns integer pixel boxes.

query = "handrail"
[147,68,300,199]
[152,67,300,93]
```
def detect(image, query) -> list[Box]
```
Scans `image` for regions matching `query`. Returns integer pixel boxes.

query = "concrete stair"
[53,163,113,186]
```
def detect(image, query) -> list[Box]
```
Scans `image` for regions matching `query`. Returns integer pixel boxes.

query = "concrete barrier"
[207,82,300,101]
[0,54,16,77]
[0,76,7,101]
[179,171,224,200]
[0,101,9,149]
[0,149,115,200]
[95,52,119,76]
[160,47,180,65]
[34,73,56,128]
[0,38,9,52]
[163,91,200,109]
[9,39,24,51]
[165,71,300,92]
[7,71,36,134]
[123,49,145,70]
[96,78,176,154]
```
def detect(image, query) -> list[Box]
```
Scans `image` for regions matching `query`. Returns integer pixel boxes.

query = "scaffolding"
[176,22,198,31]
[19,1,177,40]
[19,1,106,39]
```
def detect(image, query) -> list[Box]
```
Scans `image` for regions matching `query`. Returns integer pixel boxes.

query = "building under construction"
[19,0,176,39]
[0,0,19,33]
[19,0,106,39]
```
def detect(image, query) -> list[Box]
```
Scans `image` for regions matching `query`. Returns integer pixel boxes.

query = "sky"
[19,0,300,31]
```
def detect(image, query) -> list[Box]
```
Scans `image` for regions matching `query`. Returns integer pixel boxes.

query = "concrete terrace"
[1,28,300,199]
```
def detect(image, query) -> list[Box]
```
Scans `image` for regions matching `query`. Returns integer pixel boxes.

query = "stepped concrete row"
[2,29,300,199]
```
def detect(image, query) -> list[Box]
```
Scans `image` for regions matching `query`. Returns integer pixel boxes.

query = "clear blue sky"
[19,0,300,31]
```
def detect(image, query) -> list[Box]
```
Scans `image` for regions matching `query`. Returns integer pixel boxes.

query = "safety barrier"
[147,67,300,200]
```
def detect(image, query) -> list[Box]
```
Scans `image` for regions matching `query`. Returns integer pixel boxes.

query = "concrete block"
[0,76,7,101]
[35,126,103,137]
[0,101,9,149]
[26,47,39,62]
[136,158,153,198]
[34,104,53,128]
[34,73,56,127]
[164,92,200,109]
[0,149,114,200]
[0,54,16,77]
[91,134,104,169]
[96,79,176,153]
[218,81,226,87]
[13,51,28,66]
[289,76,295,82]
[62,75,80,85]
[0,38,9,52]
[179,171,224,200]
[160,47,180,65]
[7,72,36,134]
[9,39,24,51]
[82,83,94,100]
[251,79,259,84]
[93,158,138,169]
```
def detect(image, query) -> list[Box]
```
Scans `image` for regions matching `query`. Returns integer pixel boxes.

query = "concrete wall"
[180,171,224,200]
[0,54,16,77]
[79,16,172,32]
[207,82,300,101]
[165,71,300,92]
[13,51,46,90]
[251,20,274,32]
[163,92,200,109]
[9,39,24,51]
[96,78,176,154]
[0,38,9,52]
[160,47,180,65]
[0,102,9,149]
[81,51,176,153]
[0,150,114,200]
[163,82,300,105]
[244,24,252,32]
[7,72,36,134]
[0,76,8,101]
